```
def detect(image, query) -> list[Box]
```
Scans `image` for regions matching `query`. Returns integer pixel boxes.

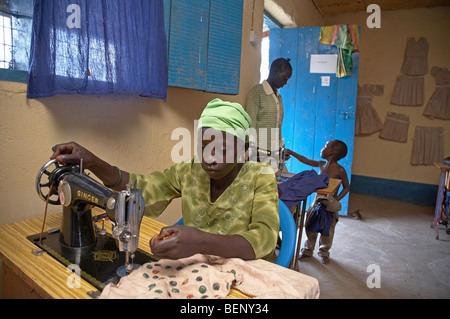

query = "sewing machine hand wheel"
[36,159,61,205]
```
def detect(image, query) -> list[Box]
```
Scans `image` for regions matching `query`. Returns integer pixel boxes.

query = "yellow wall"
[1,2,449,226]
[324,6,450,185]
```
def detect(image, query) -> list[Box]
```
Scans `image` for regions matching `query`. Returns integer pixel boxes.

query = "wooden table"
[0,212,248,299]
[316,178,342,196]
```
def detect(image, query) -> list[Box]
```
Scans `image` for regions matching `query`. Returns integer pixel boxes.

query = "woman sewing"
[50,99,280,261]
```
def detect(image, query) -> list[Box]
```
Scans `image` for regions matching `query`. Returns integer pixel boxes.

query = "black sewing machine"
[29,159,155,293]
[248,138,287,173]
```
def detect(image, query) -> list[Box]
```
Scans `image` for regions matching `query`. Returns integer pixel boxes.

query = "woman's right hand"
[50,142,129,190]
[50,142,98,169]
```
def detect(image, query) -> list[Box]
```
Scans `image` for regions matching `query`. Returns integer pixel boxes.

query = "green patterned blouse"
[129,159,279,259]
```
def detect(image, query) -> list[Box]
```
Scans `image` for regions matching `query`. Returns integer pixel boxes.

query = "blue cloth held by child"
[305,203,334,236]
[278,170,329,209]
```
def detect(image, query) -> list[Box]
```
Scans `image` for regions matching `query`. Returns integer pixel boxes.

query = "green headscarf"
[197,98,252,142]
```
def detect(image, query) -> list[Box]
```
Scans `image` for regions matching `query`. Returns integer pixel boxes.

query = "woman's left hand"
[149,225,202,260]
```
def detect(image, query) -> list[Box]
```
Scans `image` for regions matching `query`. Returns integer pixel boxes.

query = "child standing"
[286,139,350,264]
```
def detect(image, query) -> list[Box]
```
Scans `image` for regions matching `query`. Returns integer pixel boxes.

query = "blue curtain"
[27,0,168,100]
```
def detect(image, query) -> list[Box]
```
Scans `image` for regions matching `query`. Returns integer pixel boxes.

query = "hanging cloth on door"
[319,24,360,78]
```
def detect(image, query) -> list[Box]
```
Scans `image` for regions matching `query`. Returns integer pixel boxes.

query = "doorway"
[260,12,281,83]
[266,26,360,215]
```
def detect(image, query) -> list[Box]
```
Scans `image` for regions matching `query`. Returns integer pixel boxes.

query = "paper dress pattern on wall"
[355,84,384,136]
[423,66,450,120]
[391,37,429,106]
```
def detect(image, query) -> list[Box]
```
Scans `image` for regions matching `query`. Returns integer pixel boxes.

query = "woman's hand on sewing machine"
[50,141,130,190]
[51,142,98,169]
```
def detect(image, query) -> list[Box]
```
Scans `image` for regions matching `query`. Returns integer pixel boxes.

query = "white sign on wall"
[310,54,337,74]
[321,76,330,87]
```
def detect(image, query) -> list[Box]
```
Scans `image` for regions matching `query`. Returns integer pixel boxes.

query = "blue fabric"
[278,170,329,209]
[305,203,334,236]
[27,0,167,100]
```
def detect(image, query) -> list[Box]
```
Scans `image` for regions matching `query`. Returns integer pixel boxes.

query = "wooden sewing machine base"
[27,230,156,292]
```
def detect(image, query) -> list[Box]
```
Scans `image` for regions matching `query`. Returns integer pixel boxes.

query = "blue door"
[269,27,359,215]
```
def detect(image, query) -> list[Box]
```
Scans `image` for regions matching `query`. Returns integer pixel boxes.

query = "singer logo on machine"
[77,190,99,205]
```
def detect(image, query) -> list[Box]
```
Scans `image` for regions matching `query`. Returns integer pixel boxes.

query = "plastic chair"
[174,199,297,268]
[275,199,297,267]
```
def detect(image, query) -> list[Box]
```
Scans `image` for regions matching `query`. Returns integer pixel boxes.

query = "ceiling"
[312,0,450,16]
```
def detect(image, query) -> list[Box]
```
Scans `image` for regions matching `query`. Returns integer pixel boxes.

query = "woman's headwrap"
[197,98,252,142]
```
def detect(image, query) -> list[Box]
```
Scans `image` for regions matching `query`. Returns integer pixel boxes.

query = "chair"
[174,199,297,268]
[275,199,296,267]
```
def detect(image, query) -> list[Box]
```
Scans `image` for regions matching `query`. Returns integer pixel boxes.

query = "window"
[27,1,168,99]
[50,27,117,83]
[0,0,32,82]
[0,13,12,69]
[164,0,244,95]
[4,0,244,95]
